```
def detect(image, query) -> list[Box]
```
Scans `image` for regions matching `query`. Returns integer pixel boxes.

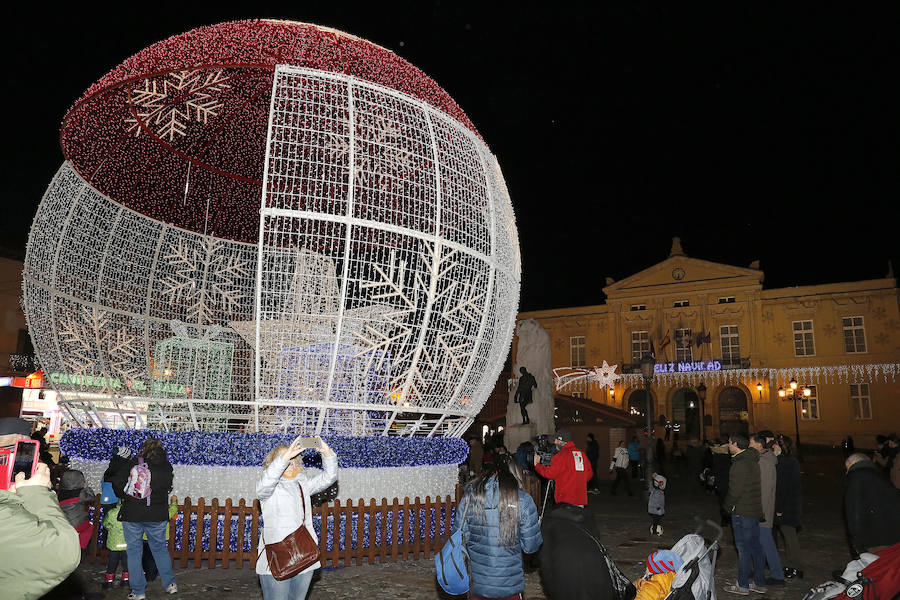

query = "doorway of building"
[628,390,651,419]
[671,388,700,440]
[718,386,749,439]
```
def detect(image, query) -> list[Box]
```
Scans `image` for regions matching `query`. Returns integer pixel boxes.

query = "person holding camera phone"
[257,435,338,600]
[0,454,82,600]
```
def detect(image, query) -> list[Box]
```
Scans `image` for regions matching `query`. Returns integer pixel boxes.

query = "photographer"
[533,429,593,507]
[0,461,82,600]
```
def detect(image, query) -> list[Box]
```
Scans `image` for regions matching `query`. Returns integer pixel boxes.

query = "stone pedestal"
[507,319,555,438]
[505,422,537,454]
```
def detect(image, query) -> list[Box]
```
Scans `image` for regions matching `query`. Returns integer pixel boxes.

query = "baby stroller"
[663,520,723,600]
[802,542,900,600]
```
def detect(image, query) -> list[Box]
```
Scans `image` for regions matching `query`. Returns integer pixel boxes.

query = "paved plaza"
[52,448,854,600]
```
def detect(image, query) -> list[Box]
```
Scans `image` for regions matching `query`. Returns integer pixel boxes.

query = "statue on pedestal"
[505,319,554,452]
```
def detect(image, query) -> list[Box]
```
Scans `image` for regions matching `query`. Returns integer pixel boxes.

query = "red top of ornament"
[59,20,480,243]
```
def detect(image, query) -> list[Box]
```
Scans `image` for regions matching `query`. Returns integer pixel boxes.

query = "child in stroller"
[634,550,684,599]
[625,521,723,600]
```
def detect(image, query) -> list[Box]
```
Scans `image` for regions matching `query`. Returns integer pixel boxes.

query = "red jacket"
[535,441,593,506]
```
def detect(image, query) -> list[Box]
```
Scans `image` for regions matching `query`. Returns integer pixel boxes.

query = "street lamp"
[696,382,707,441]
[756,382,763,401]
[640,354,656,491]
[778,378,811,460]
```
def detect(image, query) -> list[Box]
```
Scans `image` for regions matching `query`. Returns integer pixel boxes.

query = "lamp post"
[696,382,707,441]
[777,378,810,460]
[640,354,656,492]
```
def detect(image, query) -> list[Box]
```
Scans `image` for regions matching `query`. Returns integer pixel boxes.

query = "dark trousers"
[733,514,766,589]
[610,467,633,496]
[107,550,129,574]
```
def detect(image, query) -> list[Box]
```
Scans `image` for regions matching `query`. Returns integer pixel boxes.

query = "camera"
[534,434,558,466]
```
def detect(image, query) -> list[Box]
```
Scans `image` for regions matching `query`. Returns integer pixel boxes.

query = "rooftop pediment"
[604,255,764,300]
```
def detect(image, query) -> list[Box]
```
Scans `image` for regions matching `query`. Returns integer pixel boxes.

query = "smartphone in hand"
[2,440,40,489]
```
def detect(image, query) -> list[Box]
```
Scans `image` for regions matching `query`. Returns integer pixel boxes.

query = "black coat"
[774,455,801,527]
[724,448,763,519]
[586,439,600,463]
[843,460,900,553]
[539,505,634,600]
[109,453,174,522]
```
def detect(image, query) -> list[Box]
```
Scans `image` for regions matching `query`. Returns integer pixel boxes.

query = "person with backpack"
[453,458,542,600]
[109,437,176,599]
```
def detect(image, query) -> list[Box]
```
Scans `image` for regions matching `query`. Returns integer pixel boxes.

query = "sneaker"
[748,582,768,594]
[724,584,750,595]
[167,583,178,594]
[127,594,146,600]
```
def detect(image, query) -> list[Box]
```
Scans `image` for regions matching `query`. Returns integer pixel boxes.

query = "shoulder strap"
[257,478,310,561]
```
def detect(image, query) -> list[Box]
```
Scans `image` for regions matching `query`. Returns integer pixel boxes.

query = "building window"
[718,296,736,304]
[572,391,586,399]
[800,385,819,420]
[631,304,646,311]
[570,336,586,367]
[720,325,740,363]
[850,383,871,419]
[842,316,867,354]
[675,328,693,362]
[793,320,815,357]
[631,331,650,362]
[673,300,690,308]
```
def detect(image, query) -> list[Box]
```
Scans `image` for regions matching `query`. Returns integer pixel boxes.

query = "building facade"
[512,240,900,449]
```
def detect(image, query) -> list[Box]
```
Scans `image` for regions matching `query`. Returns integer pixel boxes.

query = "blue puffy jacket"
[453,476,543,598]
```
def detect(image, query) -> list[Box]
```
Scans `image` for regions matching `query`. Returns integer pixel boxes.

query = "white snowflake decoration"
[124,69,231,140]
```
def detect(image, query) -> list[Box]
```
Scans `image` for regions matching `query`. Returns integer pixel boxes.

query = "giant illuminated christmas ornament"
[23,20,520,444]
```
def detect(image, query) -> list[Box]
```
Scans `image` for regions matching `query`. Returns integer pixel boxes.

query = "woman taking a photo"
[256,436,338,599]
[453,458,542,600]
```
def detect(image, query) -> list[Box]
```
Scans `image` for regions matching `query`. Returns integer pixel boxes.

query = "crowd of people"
[455,425,900,600]
[4,410,898,600]
[0,418,340,600]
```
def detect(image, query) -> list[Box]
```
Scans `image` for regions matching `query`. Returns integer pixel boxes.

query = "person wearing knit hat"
[633,550,684,600]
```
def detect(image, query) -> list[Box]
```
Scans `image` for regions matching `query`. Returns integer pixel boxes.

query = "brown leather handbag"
[261,486,320,580]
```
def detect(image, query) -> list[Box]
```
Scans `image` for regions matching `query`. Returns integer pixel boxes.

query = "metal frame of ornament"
[23,65,520,438]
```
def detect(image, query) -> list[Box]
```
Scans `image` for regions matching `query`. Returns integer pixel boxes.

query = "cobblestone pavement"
[50,449,853,600]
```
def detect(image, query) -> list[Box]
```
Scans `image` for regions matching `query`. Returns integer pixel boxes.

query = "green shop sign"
[49,372,188,395]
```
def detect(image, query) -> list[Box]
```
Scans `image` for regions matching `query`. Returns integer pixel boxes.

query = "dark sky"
[6,4,898,311]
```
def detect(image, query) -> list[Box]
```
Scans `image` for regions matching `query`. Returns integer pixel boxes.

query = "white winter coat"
[255,454,339,576]
[613,446,630,469]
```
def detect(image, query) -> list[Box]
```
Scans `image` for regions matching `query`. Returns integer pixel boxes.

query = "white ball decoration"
[22,21,520,437]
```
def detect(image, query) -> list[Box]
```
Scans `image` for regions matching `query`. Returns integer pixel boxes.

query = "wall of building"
[0,258,26,375]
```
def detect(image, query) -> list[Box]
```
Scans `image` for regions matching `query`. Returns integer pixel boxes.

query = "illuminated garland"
[61,428,468,468]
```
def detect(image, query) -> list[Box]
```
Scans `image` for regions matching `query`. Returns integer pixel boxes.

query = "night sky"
[6,4,897,311]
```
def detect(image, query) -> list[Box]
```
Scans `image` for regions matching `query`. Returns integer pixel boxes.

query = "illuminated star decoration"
[588,360,621,389]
